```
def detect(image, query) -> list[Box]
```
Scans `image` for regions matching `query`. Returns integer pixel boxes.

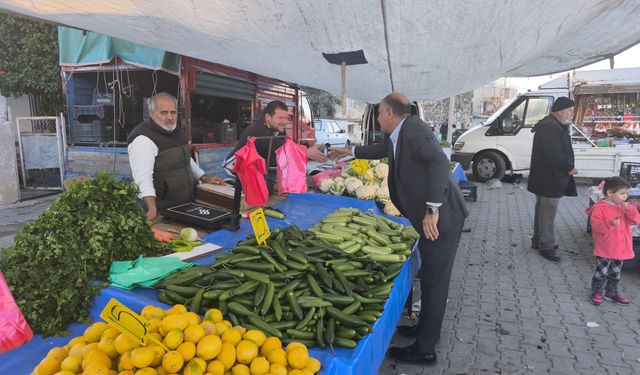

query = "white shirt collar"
[389,117,406,155]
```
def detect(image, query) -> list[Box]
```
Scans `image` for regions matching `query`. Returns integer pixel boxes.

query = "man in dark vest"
[528,97,578,261]
[128,92,224,220]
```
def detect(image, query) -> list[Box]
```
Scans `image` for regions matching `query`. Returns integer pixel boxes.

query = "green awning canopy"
[58,26,180,74]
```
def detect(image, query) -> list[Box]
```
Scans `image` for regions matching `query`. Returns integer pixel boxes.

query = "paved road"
[0,195,57,249]
[380,180,640,374]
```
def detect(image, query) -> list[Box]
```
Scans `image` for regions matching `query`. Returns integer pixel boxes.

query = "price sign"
[100,298,150,346]
[249,208,271,245]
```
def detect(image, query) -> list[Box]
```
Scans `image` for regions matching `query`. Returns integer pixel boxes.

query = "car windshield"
[484,96,519,125]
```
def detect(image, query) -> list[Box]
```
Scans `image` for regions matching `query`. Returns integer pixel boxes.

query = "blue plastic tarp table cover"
[451,162,467,183]
[0,193,417,374]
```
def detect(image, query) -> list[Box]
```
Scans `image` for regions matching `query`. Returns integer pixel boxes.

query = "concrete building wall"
[334,98,365,145]
[0,95,21,204]
[421,91,474,131]
[6,95,32,140]
[471,79,519,116]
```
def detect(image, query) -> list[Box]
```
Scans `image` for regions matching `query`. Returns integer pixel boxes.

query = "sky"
[506,44,640,93]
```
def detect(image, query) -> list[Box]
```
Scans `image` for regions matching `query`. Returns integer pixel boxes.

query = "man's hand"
[422,210,440,240]
[306,144,327,163]
[569,168,578,176]
[143,196,158,220]
[201,175,225,185]
[328,147,351,160]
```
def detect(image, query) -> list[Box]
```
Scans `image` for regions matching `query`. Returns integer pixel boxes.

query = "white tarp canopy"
[2,0,640,102]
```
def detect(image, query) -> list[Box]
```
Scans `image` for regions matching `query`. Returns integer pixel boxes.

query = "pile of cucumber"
[308,208,418,262]
[154,208,418,349]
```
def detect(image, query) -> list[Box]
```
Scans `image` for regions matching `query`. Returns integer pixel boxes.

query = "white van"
[451,90,568,181]
[361,101,426,145]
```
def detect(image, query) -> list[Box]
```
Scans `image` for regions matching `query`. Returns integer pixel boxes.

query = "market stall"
[0,193,420,375]
[0,162,467,374]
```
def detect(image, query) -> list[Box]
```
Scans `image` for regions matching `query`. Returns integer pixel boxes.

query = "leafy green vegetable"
[0,173,168,336]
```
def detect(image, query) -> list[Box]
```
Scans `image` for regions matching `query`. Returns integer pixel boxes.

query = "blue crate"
[72,121,107,143]
[73,105,113,120]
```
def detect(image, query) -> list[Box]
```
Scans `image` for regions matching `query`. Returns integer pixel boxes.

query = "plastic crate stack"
[71,104,113,143]
[619,161,640,187]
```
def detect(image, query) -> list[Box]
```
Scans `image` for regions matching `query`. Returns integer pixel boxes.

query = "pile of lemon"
[32,304,321,375]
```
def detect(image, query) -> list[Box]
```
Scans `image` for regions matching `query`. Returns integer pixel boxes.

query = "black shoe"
[396,325,419,338]
[533,243,558,250]
[387,345,437,364]
[541,249,560,262]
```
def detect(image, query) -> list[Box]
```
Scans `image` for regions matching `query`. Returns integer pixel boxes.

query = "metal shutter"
[195,70,256,100]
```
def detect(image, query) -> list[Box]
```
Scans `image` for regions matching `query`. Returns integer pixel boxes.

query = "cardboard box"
[196,183,251,211]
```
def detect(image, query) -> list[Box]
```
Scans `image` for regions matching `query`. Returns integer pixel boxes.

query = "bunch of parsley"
[0,173,168,336]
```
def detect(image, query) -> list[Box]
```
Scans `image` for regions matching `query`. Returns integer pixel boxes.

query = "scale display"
[164,202,231,230]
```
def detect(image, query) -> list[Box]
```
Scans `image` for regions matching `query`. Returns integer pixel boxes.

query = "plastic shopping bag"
[311,168,343,188]
[232,137,269,206]
[275,136,308,194]
[0,271,33,354]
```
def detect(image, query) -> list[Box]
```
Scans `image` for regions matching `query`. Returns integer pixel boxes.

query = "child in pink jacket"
[586,176,640,306]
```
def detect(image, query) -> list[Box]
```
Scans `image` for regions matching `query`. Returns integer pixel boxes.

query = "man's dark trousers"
[413,218,464,352]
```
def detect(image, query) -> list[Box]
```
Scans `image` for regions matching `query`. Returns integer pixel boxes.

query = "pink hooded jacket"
[586,200,640,260]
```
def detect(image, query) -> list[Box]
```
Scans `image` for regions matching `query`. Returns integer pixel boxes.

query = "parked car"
[313,119,350,147]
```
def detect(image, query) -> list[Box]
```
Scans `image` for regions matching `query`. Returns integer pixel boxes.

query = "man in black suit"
[330,93,468,364]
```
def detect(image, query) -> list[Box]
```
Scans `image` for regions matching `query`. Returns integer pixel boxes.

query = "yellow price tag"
[249,208,271,245]
[100,298,150,346]
[100,298,168,351]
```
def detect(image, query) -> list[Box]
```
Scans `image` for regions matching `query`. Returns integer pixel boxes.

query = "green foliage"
[0,14,62,114]
[0,173,169,336]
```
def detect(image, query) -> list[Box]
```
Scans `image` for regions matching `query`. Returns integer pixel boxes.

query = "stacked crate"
[71,104,114,143]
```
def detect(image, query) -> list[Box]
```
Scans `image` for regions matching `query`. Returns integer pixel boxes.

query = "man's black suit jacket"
[355,116,468,233]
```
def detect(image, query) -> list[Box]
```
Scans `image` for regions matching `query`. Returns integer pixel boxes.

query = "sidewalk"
[380,180,640,374]
[0,195,57,249]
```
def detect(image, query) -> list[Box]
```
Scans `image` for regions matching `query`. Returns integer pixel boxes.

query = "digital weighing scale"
[162,178,243,231]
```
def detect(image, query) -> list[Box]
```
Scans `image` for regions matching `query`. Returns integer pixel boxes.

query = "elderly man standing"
[128,92,224,220]
[528,97,578,261]
[330,93,468,364]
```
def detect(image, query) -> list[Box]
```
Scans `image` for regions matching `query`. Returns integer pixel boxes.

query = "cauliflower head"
[341,164,357,178]
[383,201,401,216]
[345,177,363,195]
[360,168,375,183]
[319,178,334,193]
[355,184,377,200]
[375,185,390,203]
[373,163,389,180]
[330,180,346,196]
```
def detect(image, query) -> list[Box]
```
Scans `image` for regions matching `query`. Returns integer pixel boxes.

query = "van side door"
[488,96,554,170]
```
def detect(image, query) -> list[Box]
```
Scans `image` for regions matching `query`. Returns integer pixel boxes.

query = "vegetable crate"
[619,161,640,187]
[458,181,477,202]
[71,121,108,143]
